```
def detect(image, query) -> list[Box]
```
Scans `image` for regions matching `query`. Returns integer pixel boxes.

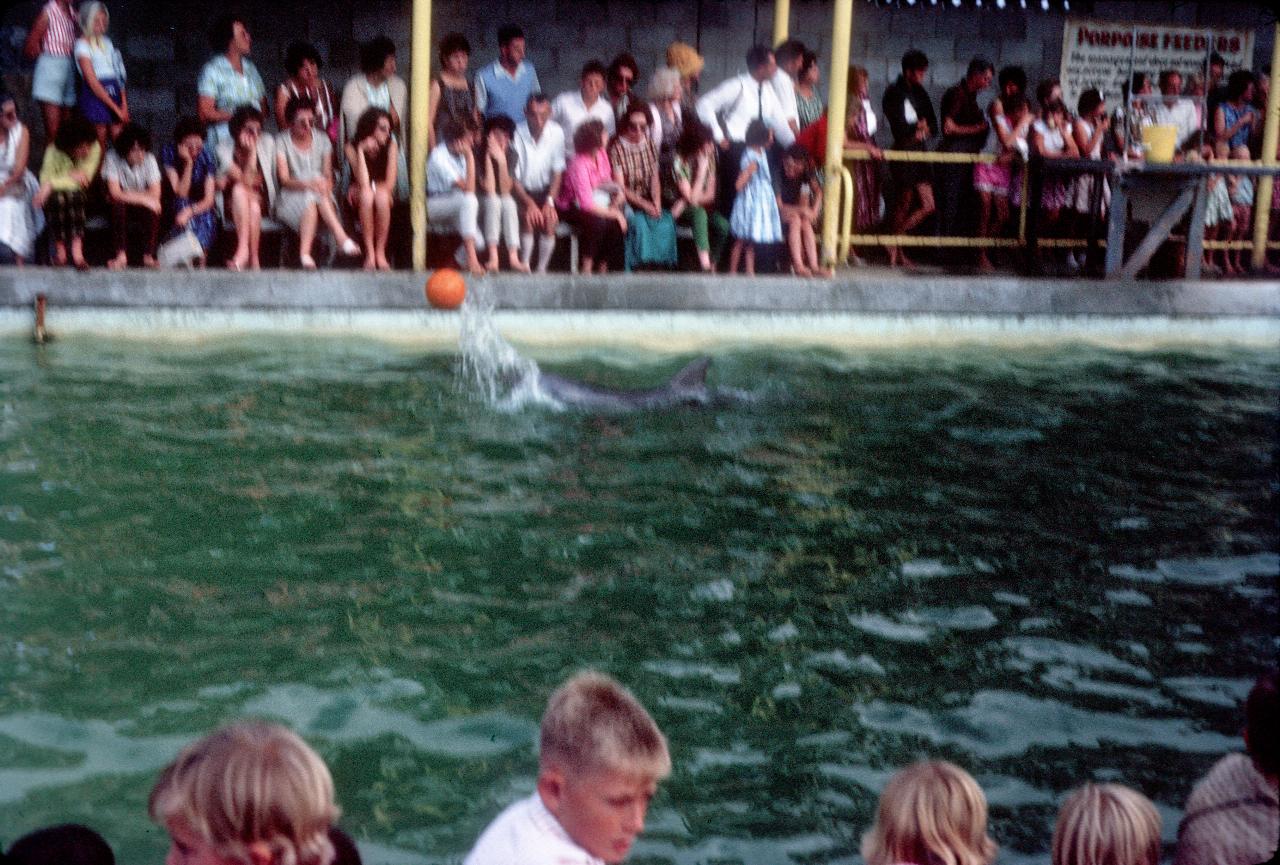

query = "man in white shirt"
[1152,69,1199,149]
[513,93,566,272]
[696,45,794,150]
[462,671,671,865]
[696,44,794,215]
[426,118,484,275]
[773,39,805,138]
[552,61,616,159]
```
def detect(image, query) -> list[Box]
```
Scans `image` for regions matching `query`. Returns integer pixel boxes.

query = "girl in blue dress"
[729,119,782,274]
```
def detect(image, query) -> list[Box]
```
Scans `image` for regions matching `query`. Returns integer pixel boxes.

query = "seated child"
[778,143,830,277]
[427,117,484,276]
[33,113,101,270]
[149,721,339,865]
[476,114,528,273]
[5,824,114,865]
[1052,783,1160,865]
[862,761,997,865]
[103,122,161,269]
[463,671,671,865]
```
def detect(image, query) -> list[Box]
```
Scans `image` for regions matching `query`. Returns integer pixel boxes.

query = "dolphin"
[531,357,713,411]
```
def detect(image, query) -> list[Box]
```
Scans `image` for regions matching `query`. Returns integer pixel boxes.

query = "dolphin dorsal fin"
[670,357,711,390]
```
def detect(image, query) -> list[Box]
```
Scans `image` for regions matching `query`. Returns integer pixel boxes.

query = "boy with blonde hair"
[1052,783,1161,865]
[464,671,671,865]
[149,721,340,865]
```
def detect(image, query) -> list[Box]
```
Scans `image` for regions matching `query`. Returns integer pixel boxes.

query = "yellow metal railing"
[830,149,1280,262]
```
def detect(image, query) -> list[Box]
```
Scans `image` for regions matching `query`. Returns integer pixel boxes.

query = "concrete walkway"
[3,267,1280,317]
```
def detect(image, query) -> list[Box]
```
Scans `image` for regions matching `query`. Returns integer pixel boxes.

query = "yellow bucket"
[1142,124,1177,163]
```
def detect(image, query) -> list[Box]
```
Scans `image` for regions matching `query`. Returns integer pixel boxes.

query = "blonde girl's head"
[1051,783,1161,865]
[862,761,997,865]
[79,2,109,43]
[149,721,339,865]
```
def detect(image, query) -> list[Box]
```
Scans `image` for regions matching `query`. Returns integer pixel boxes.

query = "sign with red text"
[1059,18,1255,114]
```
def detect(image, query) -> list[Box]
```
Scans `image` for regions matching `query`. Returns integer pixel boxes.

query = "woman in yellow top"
[34,114,100,269]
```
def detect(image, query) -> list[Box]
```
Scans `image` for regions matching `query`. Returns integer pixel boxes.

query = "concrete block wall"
[1,0,1274,156]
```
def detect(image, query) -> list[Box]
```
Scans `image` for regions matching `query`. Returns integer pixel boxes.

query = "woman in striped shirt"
[22,0,79,143]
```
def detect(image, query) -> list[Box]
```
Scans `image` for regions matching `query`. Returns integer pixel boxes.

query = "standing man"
[773,39,806,139]
[551,61,616,158]
[1153,70,1197,149]
[697,45,795,216]
[882,49,937,268]
[513,93,565,273]
[606,53,640,123]
[476,24,540,125]
[937,57,993,255]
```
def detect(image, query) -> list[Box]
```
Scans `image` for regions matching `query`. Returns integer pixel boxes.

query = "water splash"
[455,282,558,410]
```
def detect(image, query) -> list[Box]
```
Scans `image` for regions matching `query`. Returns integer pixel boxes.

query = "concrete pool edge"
[3,269,1280,317]
[3,308,1279,350]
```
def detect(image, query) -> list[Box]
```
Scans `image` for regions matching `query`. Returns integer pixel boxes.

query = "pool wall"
[3,271,1279,348]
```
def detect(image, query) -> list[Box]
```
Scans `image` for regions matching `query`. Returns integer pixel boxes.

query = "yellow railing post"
[773,0,791,47]
[821,0,853,266]
[410,0,433,271]
[1250,22,1280,271]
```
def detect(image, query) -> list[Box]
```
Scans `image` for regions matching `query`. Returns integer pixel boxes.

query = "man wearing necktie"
[697,45,795,221]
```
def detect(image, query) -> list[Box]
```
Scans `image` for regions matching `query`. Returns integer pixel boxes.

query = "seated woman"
[103,122,160,269]
[426,117,483,275]
[347,107,399,271]
[275,95,360,269]
[0,90,41,265]
[670,120,727,272]
[608,100,676,271]
[33,112,100,270]
[340,36,408,203]
[161,116,218,266]
[557,119,625,274]
[216,105,276,271]
[475,114,527,272]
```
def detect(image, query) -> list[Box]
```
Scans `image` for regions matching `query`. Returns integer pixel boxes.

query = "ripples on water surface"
[0,337,1276,865]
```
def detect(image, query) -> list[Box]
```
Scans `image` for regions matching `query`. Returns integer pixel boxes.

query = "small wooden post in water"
[33,294,47,344]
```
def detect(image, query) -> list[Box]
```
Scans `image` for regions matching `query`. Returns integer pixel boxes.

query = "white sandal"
[300,254,317,270]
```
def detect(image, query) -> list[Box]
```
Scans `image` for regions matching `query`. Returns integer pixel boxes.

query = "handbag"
[157,229,203,268]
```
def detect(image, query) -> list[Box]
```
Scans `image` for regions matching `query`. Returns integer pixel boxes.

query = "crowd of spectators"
[0,3,1276,277]
[1,669,1276,865]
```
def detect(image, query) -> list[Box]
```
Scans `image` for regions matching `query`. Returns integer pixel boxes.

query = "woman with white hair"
[648,67,688,208]
[73,1,128,149]
[647,68,686,158]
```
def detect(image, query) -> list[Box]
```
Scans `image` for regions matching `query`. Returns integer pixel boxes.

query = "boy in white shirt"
[463,671,671,865]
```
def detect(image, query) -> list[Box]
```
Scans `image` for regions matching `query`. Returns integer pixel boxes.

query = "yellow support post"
[410,0,433,271]
[773,0,791,46]
[821,0,853,266]
[1251,22,1280,271]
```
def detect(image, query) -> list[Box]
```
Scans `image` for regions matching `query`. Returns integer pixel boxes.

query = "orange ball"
[425,268,466,309]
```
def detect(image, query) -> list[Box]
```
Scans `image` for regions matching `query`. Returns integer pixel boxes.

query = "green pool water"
[0,334,1276,865]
